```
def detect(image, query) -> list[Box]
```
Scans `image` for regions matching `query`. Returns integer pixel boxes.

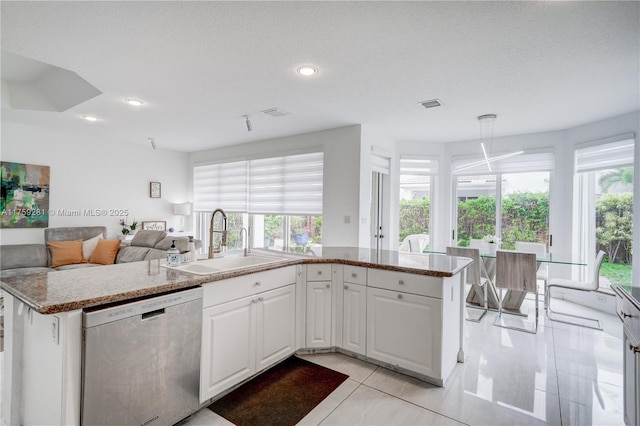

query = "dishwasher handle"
[141,308,165,320]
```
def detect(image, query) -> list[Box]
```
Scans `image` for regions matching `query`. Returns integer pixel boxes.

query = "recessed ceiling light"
[124,98,144,106]
[297,65,318,76]
[81,115,98,122]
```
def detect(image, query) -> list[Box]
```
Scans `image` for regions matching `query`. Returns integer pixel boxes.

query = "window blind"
[248,152,323,215]
[193,160,248,212]
[575,136,635,173]
[400,157,438,176]
[193,151,323,215]
[371,152,391,174]
[452,151,554,175]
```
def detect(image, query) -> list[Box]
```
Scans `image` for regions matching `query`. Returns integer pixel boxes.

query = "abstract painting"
[1,161,50,228]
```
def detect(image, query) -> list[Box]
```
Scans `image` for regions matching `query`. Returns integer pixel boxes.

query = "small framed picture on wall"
[142,221,166,231]
[150,182,161,198]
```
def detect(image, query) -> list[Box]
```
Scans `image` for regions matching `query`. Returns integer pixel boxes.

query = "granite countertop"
[0,247,472,315]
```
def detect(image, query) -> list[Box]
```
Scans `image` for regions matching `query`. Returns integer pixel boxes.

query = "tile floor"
[186,297,626,426]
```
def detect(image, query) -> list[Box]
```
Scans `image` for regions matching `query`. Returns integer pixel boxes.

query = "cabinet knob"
[258,297,264,302]
[621,311,632,318]
[344,285,349,290]
[630,343,640,354]
[318,270,323,275]
[254,281,261,286]
[397,294,403,300]
[352,273,357,278]
[326,284,331,289]
[398,280,405,285]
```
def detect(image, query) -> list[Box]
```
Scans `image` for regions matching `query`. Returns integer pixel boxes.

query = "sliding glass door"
[453,151,553,249]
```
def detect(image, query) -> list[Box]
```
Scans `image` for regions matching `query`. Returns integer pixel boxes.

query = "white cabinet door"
[342,282,366,355]
[366,287,442,378]
[623,335,640,426]
[256,285,296,371]
[200,295,256,402]
[306,280,332,347]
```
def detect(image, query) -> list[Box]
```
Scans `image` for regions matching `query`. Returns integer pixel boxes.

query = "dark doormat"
[208,356,348,426]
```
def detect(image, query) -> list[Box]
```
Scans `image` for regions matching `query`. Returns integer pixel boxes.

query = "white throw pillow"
[82,234,104,260]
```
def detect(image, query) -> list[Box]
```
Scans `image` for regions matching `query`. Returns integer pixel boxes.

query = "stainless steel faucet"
[240,227,248,257]
[208,208,228,258]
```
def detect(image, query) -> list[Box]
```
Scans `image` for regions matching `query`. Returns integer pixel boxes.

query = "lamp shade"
[173,203,191,216]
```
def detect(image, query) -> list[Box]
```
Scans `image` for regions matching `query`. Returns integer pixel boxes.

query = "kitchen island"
[1,247,472,425]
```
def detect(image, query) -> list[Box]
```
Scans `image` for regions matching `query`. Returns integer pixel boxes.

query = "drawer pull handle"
[326,284,331,289]
[630,343,640,354]
[397,294,403,300]
[398,280,405,285]
[621,311,632,318]
[344,285,349,290]
[352,273,357,278]
[318,271,323,275]
[255,281,261,286]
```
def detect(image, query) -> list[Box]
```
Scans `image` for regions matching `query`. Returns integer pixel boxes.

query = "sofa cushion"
[154,236,189,252]
[131,230,167,248]
[144,248,170,261]
[45,226,108,243]
[90,240,121,265]
[0,244,48,270]
[48,240,86,268]
[116,246,151,263]
[82,234,103,260]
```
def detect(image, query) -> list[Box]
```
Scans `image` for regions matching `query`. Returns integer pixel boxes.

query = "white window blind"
[193,160,247,212]
[371,151,391,174]
[575,135,635,173]
[193,151,323,215]
[452,151,554,175]
[249,152,323,215]
[400,157,438,176]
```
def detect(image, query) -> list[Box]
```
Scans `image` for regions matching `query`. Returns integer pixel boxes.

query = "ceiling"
[1,1,638,153]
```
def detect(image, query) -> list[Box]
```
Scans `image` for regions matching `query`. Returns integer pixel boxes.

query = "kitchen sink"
[163,254,284,275]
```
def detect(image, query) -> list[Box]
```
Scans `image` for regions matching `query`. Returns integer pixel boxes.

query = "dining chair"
[399,234,429,253]
[515,241,548,306]
[494,250,539,334]
[545,250,606,330]
[446,246,493,322]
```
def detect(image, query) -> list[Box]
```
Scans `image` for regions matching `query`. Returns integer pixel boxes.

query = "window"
[574,135,634,292]
[452,151,553,249]
[398,157,437,252]
[193,151,323,254]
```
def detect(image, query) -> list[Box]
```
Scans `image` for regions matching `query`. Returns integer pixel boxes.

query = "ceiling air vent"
[418,99,442,109]
[261,107,289,117]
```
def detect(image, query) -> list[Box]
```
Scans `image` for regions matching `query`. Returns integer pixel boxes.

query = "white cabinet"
[306,266,333,347]
[200,266,297,402]
[342,266,366,355]
[614,286,640,426]
[366,286,442,378]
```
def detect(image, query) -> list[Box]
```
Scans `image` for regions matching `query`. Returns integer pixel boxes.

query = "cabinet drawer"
[344,265,367,285]
[203,266,297,308]
[617,294,640,345]
[367,268,443,299]
[306,264,333,282]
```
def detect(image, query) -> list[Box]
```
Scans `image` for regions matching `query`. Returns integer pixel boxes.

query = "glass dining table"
[430,249,586,313]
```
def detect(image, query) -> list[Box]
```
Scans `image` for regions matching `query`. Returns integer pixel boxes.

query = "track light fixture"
[243,115,252,132]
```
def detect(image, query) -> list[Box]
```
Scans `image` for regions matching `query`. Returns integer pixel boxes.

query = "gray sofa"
[0,227,198,278]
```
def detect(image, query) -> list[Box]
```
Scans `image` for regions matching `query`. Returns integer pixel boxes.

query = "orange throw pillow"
[90,239,121,265]
[48,240,85,268]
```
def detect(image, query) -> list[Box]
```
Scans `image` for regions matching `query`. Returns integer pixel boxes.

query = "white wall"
[189,125,363,247]
[1,122,190,244]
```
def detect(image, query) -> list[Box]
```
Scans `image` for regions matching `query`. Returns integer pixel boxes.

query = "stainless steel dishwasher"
[82,287,203,426]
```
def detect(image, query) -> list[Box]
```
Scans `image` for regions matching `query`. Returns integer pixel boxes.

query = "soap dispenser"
[167,240,181,266]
